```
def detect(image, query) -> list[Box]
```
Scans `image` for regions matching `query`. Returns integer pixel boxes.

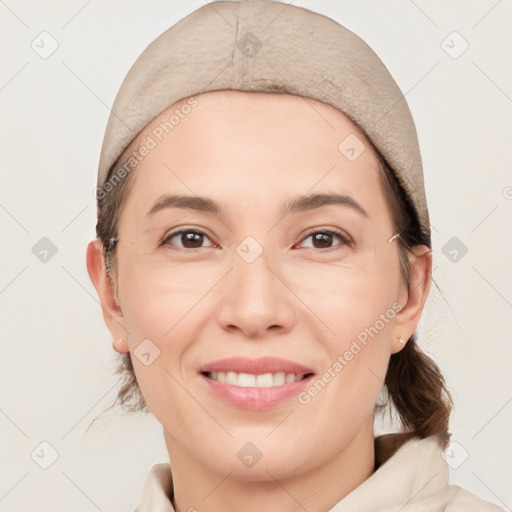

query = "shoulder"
[372,433,505,512]
[414,483,506,511]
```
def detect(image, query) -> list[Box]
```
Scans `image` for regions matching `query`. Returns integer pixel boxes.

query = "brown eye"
[297,230,351,250]
[161,229,215,250]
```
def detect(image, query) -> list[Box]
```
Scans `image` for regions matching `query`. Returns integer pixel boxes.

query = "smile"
[203,371,313,387]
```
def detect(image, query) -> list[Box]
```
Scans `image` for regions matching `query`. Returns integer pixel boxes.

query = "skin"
[87,90,431,512]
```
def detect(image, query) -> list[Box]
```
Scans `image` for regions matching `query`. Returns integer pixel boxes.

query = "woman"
[86,1,504,510]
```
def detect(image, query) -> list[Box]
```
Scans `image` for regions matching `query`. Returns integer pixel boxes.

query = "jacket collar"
[328,432,448,511]
[134,432,448,512]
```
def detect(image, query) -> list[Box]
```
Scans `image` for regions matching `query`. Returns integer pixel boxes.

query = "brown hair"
[91,114,453,449]
[375,154,453,450]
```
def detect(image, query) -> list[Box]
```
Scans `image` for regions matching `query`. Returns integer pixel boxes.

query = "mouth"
[201,370,315,388]
[198,356,316,409]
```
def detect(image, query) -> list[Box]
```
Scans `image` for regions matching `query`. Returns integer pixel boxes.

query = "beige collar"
[134,432,454,511]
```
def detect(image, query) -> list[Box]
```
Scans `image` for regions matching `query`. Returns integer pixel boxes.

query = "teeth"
[285,373,296,383]
[209,371,304,387]
[256,373,272,387]
[225,371,238,385]
[237,372,255,387]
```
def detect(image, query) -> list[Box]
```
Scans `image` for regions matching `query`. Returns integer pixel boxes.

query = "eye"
[160,229,217,251]
[159,228,351,252]
[295,229,352,251]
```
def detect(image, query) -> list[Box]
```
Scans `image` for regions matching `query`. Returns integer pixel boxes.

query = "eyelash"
[159,228,352,253]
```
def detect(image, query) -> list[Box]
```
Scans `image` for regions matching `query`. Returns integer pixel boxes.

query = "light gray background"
[1,1,511,510]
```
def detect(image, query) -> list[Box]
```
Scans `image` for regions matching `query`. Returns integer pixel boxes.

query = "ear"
[86,238,129,354]
[391,245,432,354]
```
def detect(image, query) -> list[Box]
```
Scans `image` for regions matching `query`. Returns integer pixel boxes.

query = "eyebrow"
[145,192,368,219]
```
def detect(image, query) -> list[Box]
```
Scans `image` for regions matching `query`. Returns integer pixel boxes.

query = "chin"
[224,458,305,482]
[211,440,309,481]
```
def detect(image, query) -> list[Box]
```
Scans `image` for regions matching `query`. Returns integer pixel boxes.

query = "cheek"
[294,247,400,402]
[298,281,399,439]
[321,282,397,383]
[116,257,218,416]
[286,245,401,344]
[121,288,191,425]
[117,246,215,336]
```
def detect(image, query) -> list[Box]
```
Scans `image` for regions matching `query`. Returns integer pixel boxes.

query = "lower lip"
[200,373,314,411]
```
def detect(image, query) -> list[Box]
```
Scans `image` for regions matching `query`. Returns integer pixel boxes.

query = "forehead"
[136,91,377,171]
[153,89,375,146]
[120,90,388,225]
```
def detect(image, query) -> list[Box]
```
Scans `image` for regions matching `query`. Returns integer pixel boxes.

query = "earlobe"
[391,334,407,355]
[86,238,127,343]
[112,337,130,354]
[391,245,432,354]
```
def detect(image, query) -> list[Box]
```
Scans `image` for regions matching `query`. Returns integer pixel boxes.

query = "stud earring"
[398,335,405,344]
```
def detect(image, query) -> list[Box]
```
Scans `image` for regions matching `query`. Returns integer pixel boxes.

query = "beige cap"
[97,0,430,241]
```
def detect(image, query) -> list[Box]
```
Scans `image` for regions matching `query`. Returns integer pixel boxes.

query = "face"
[88,90,429,480]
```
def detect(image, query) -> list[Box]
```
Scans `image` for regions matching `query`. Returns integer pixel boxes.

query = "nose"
[214,248,297,339]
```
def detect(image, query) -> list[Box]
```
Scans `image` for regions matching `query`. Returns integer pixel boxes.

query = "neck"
[165,418,375,512]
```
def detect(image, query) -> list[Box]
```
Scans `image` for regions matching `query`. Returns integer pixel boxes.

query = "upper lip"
[199,357,315,376]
